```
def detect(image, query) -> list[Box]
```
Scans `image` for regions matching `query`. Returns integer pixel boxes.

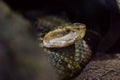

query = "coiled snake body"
[37,16,92,80]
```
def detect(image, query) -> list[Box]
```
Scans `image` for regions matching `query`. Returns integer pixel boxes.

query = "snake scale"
[36,16,92,80]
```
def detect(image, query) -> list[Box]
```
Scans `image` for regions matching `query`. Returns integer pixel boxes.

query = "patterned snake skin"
[37,16,92,80]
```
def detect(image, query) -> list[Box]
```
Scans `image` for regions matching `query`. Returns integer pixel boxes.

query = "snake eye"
[43,23,86,48]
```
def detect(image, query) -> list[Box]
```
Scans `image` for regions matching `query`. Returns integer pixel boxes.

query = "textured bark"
[76,53,120,80]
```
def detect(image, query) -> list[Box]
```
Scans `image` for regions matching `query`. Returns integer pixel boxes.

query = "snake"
[36,16,92,80]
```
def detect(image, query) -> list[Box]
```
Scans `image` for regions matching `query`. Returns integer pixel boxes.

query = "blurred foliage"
[0,1,57,80]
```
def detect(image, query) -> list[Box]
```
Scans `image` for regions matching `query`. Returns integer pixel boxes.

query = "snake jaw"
[43,23,86,48]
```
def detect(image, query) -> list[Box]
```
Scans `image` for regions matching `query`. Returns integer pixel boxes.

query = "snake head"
[43,23,86,48]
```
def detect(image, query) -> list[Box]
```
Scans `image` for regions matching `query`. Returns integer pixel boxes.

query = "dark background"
[4,0,120,52]
[4,0,110,34]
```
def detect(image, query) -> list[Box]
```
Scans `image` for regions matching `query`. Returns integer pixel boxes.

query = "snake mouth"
[43,23,86,48]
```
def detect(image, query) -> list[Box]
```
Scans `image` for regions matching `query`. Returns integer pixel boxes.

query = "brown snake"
[37,16,92,80]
